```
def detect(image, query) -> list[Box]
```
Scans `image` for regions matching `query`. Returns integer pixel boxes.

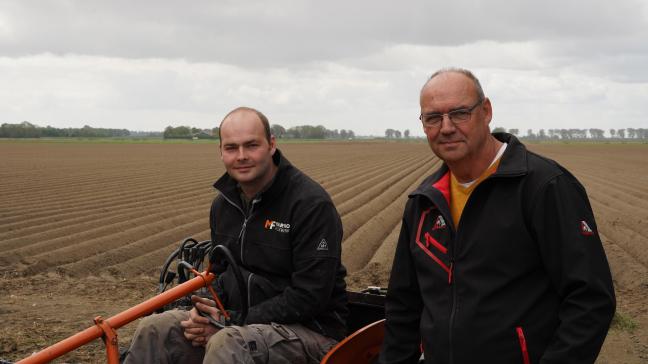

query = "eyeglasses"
[419,99,483,128]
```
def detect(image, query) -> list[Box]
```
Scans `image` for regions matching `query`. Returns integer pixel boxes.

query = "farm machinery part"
[10,237,389,364]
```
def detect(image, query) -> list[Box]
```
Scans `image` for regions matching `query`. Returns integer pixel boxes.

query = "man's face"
[420,72,492,164]
[219,111,276,188]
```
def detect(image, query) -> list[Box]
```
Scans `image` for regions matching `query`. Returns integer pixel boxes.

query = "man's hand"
[180,295,223,347]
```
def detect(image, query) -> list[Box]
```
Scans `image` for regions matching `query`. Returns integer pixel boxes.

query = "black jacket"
[209,149,348,341]
[379,134,615,364]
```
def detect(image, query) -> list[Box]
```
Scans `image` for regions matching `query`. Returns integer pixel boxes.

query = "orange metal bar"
[17,271,215,364]
[93,316,119,364]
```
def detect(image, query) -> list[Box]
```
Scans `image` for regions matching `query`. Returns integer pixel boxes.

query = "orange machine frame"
[15,268,385,364]
[16,269,216,364]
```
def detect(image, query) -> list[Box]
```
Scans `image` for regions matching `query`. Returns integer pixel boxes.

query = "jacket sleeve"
[378,209,423,364]
[530,172,615,363]
[238,199,343,326]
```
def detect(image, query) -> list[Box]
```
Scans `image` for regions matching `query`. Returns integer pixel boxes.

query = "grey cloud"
[1,0,646,66]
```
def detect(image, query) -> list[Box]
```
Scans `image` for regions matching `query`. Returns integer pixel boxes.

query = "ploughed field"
[0,140,646,363]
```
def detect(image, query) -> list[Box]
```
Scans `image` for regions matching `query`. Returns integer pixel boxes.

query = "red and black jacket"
[379,133,615,364]
[210,149,349,341]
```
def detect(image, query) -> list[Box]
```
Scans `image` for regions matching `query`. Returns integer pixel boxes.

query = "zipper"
[448,257,456,364]
[239,198,261,265]
[247,272,255,308]
[219,194,260,266]
[448,214,457,364]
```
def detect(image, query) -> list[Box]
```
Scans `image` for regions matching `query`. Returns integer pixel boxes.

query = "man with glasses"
[378,68,615,364]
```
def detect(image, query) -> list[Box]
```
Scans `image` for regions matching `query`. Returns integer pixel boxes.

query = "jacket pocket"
[516,326,531,364]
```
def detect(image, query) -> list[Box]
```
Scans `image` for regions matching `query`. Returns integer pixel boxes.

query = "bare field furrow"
[341,158,440,240]
[369,222,402,267]
[577,172,648,204]
[336,155,434,216]
[2,169,217,215]
[599,232,648,293]
[316,154,417,191]
[57,220,207,277]
[343,164,431,272]
[19,210,207,276]
[0,208,206,271]
[326,155,424,198]
[0,164,209,200]
[588,192,648,222]
[0,188,214,241]
[0,195,211,253]
[103,229,212,277]
[591,200,648,270]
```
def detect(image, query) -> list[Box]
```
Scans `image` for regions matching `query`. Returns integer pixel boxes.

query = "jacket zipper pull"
[448,260,454,285]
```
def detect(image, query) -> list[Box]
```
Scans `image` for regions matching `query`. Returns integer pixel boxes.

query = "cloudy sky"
[1,1,647,136]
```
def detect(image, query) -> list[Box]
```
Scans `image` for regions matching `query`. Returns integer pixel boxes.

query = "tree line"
[492,127,648,140]
[270,124,355,139]
[163,124,356,140]
[0,122,130,138]
[1,121,357,140]
[384,129,411,139]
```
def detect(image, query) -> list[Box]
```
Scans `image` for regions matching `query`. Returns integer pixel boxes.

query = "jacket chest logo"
[580,220,594,236]
[415,209,452,281]
[264,219,291,233]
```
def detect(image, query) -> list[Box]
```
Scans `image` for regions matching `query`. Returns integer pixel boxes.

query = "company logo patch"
[317,239,329,251]
[580,220,594,236]
[264,219,291,233]
[432,215,446,230]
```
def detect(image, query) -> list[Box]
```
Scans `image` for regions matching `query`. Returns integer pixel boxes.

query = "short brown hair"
[425,67,485,100]
[219,106,271,143]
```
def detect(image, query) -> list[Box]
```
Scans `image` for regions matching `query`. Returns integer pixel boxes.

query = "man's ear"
[482,97,493,125]
[269,135,277,155]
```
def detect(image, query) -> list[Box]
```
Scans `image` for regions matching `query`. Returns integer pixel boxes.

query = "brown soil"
[0,140,646,363]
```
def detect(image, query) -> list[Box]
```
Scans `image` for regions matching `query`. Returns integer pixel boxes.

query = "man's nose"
[236,146,247,159]
[439,114,456,134]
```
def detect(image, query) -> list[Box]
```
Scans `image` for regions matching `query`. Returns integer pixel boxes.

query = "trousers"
[123,310,338,364]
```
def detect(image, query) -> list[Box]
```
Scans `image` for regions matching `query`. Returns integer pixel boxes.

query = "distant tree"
[0,121,41,138]
[637,128,648,139]
[212,127,220,138]
[538,129,546,139]
[492,127,506,133]
[270,124,286,138]
[347,130,355,139]
[404,129,410,139]
[627,128,636,139]
[617,129,626,139]
[527,129,536,139]
[589,128,604,139]
[340,129,348,139]
[394,130,402,139]
[385,129,395,139]
[163,126,192,139]
[508,128,519,136]
[609,129,616,138]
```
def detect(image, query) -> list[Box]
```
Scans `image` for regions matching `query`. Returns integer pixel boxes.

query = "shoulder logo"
[580,220,594,236]
[432,215,446,230]
[264,219,290,233]
[317,239,329,251]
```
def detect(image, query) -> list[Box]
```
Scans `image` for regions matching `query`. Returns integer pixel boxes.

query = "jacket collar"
[412,132,528,200]
[213,148,293,206]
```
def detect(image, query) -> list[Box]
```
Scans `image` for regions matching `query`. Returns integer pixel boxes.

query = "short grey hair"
[424,67,485,100]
